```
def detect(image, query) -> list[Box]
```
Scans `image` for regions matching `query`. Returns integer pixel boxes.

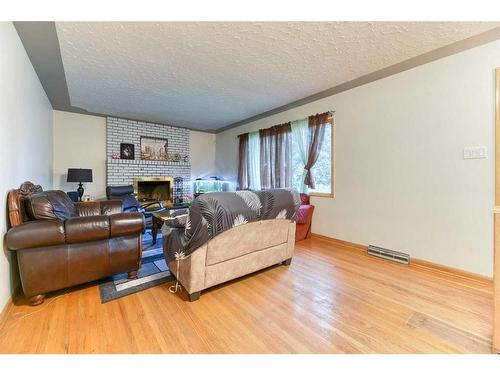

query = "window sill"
[309,192,334,198]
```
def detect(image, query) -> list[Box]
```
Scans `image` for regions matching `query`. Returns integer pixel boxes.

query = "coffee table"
[151,207,189,245]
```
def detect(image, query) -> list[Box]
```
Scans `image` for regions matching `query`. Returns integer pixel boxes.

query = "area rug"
[99,230,175,303]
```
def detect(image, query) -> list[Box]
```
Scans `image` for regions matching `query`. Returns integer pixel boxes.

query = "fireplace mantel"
[108,158,190,167]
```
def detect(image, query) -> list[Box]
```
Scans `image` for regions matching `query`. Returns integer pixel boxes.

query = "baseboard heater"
[367,245,410,265]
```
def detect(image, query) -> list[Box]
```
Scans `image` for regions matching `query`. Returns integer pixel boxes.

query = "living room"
[1,0,500,371]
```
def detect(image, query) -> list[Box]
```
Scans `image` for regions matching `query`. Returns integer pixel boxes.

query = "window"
[291,120,333,196]
[307,122,333,196]
[238,112,334,196]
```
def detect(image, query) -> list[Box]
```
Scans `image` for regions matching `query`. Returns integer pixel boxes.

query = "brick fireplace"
[134,177,174,207]
[106,117,191,202]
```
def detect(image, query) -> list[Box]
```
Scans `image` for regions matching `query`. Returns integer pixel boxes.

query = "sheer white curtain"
[291,117,308,193]
[248,131,261,190]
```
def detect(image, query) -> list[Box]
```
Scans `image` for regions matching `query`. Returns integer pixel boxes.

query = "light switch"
[463,146,487,159]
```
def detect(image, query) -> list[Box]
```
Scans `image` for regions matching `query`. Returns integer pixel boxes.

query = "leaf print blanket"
[162,189,300,263]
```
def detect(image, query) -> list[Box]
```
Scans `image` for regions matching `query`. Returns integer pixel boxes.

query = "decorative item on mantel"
[120,143,135,159]
[141,136,168,161]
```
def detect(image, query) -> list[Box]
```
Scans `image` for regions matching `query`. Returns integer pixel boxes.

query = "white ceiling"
[55,22,499,131]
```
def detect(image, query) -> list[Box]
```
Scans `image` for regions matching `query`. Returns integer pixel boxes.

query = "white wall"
[53,110,107,199]
[52,111,217,198]
[216,40,500,277]
[0,22,53,309]
[190,130,216,180]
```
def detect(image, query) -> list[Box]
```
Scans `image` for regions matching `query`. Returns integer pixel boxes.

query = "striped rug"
[99,230,175,303]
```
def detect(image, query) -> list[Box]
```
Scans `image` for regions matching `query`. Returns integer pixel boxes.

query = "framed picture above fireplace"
[120,143,135,159]
[140,136,168,160]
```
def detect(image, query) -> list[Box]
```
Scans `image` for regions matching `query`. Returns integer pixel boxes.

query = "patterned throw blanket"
[162,189,300,263]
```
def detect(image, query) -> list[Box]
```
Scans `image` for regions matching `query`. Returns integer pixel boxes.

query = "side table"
[151,207,189,245]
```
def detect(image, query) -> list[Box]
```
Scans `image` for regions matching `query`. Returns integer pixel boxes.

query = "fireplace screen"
[134,177,173,205]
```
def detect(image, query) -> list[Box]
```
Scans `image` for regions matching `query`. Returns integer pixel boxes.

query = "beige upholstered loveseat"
[167,219,296,301]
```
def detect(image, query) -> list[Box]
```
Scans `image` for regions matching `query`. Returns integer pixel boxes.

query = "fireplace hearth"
[134,177,174,207]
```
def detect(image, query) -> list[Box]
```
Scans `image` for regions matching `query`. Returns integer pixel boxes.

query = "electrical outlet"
[463,146,487,159]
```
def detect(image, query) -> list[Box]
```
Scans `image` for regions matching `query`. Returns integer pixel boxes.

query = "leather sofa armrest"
[7,220,65,250]
[75,200,123,216]
[109,212,145,237]
[296,204,314,224]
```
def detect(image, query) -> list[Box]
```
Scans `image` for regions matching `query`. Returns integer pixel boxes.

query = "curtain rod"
[236,110,335,138]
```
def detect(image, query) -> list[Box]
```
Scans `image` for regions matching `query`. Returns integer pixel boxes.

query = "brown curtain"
[237,133,249,190]
[259,122,292,189]
[304,112,332,189]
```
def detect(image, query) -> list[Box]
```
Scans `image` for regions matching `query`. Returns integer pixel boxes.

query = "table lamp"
[67,168,93,201]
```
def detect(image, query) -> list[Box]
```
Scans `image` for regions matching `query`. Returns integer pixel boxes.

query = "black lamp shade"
[67,168,93,183]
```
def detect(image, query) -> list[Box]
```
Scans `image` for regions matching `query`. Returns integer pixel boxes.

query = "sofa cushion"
[26,190,77,221]
[205,243,288,289]
[100,200,123,215]
[65,215,110,243]
[206,220,290,266]
[75,200,123,217]
[75,201,102,217]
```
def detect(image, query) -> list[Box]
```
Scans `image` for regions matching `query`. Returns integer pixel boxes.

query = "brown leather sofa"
[6,182,145,305]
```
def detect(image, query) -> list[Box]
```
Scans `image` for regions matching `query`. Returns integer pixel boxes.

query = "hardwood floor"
[0,236,493,354]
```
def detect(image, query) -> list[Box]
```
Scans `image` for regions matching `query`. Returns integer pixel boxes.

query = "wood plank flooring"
[0,236,493,353]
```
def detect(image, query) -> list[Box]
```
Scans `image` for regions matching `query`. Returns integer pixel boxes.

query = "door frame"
[493,67,500,353]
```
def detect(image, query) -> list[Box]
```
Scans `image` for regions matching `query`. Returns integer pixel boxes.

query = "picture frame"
[140,136,169,160]
[120,143,135,160]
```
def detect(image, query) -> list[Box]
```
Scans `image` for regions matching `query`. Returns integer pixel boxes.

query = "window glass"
[308,124,332,195]
[248,121,333,195]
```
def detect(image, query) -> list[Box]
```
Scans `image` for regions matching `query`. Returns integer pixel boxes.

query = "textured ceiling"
[55,22,499,131]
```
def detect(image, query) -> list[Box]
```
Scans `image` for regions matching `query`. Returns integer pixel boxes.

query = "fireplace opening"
[134,177,173,207]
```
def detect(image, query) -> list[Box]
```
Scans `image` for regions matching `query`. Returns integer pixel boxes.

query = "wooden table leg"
[151,216,159,245]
